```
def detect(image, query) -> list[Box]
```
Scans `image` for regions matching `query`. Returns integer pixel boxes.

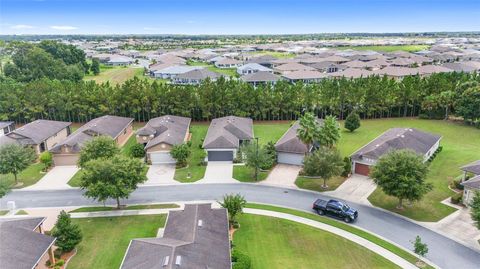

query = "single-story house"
[274,62,315,74]
[172,69,223,85]
[245,55,277,68]
[120,204,231,269]
[214,58,242,68]
[0,120,71,154]
[50,115,133,166]
[309,62,347,73]
[240,71,281,86]
[275,119,324,165]
[329,68,374,79]
[0,121,15,136]
[106,55,134,66]
[153,65,204,79]
[136,115,191,164]
[236,63,273,75]
[0,217,56,269]
[442,61,480,73]
[460,160,480,207]
[417,65,453,76]
[350,128,441,176]
[372,66,419,79]
[202,116,253,162]
[282,70,328,83]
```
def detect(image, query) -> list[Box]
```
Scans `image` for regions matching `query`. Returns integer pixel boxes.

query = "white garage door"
[277,152,304,166]
[150,152,176,164]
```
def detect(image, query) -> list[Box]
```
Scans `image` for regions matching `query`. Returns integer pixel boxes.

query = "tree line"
[0,71,479,124]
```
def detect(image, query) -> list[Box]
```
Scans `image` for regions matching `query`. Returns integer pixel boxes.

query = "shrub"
[39,151,53,171]
[342,157,352,177]
[55,259,65,266]
[170,143,191,167]
[451,179,464,191]
[129,143,145,158]
[232,250,252,269]
[344,111,361,132]
[451,192,463,204]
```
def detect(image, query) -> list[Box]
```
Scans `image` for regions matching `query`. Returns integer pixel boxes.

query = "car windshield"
[342,205,349,211]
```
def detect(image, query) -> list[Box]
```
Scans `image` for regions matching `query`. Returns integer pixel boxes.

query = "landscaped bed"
[69,203,179,213]
[67,214,166,269]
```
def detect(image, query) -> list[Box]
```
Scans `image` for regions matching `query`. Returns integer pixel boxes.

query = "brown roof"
[330,68,373,79]
[240,71,281,83]
[373,66,419,77]
[275,62,315,72]
[282,70,328,80]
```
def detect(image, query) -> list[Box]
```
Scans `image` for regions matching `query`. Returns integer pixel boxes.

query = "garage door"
[208,151,233,161]
[277,152,304,166]
[150,152,176,164]
[53,154,79,166]
[355,163,370,176]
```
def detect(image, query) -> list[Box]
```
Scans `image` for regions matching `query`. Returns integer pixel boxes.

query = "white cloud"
[11,24,35,29]
[50,25,78,30]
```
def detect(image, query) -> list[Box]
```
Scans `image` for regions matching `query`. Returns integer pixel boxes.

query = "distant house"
[330,68,373,79]
[442,61,480,73]
[0,121,15,136]
[136,115,191,164]
[282,70,328,83]
[309,62,347,73]
[50,115,133,166]
[416,65,452,76]
[275,119,324,165]
[350,128,441,176]
[105,55,134,66]
[388,57,416,67]
[236,63,273,75]
[246,55,277,68]
[120,204,231,269]
[0,120,71,154]
[172,69,223,85]
[203,116,253,162]
[460,160,480,207]
[274,62,315,74]
[240,71,281,86]
[0,217,56,269]
[153,65,204,79]
[373,66,419,79]
[214,58,242,68]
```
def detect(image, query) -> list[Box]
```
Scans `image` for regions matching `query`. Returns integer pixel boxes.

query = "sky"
[1,0,479,35]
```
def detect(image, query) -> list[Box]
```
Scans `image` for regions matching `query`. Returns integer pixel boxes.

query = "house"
[442,61,480,73]
[274,62,315,74]
[50,115,133,166]
[0,120,71,154]
[330,68,373,79]
[245,55,277,68]
[460,160,480,207]
[202,116,253,162]
[136,115,191,164]
[373,66,419,79]
[0,121,15,136]
[236,63,273,75]
[417,65,452,76]
[106,55,134,66]
[350,128,441,176]
[214,58,242,68]
[172,69,223,85]
[120,204,231,269]
[240,71,281,86]
[309,62,347,73]
[275,119,323,165]
[153,65,204,79]
[0,217,56,269]
[282,70,328,83]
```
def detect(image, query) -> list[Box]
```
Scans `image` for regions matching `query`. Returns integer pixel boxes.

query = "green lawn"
[338,45,429,52]
[84,65,154,85]
[234,214,399,269]
[187,60,238,77]
[295,176,347,192]
[174,124,209,182]
[68,215,166,269]
[69,203,179,213]
[0,210,8,216]
[0,162,45,188]
[254,121,292,145]
[337,118,480,221]
[247,51,296,59]
[68,169,84,187]
[120,134,139,155]
[233,165,269,182]
[15,210,28,215]
[245,203,433,269]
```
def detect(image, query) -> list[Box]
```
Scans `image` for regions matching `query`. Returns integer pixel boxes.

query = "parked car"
[312,199,358,223]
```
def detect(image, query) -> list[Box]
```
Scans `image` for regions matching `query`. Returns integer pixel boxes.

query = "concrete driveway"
[262,164,301,188]
[325,174,377,205]
[143,164,177,185]
[199,162,235,183]
[24,166,79,190]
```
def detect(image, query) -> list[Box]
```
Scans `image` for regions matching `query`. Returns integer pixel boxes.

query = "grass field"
[247,51,296,59]
[69,203,179,213]
[233,165,269,182]
[15,210,28,215]
[187,61,238,77]
[336,118,480,221]
[0,162,45,188]
[174,123,209,182]
[338,45,429,52]
[84,65,154,85]
[295,176,347,192]
[68,215,166,269]
[234,214,399,269]
[253,121,292,145]
[0,210,8,216]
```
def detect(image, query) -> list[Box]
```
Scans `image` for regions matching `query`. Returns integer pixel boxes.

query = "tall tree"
[241,141,275,180]
[80,155,147,208]
[456,86,480,124]
[370,150,432,209]
[90,58,100,75]
[411,235,429,263]
[297,112,320,148]
[344,111,361,132]
[470,191,480,230]
[51,210,83,253]
[218,193,247,228]
[318,115,341,147]
[302,147,344,188]
[0,144,36,185]
[78,136,120,168]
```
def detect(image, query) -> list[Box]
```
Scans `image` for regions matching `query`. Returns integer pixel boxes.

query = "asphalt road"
[2,183,479,269]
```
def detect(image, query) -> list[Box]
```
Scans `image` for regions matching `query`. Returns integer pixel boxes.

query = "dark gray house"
[0,217,56,269]
[203,116,253,162]
[120,204,231,269]
[275,119,323,166]
[351,128,441,176]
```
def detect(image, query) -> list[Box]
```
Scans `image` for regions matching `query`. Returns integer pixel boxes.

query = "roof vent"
[163,256,170,267]
[198,219,203,227]
[400,135,405,138]
[175,256,182,266]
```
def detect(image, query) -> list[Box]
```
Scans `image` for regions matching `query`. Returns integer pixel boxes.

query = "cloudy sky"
[1,0,479,35]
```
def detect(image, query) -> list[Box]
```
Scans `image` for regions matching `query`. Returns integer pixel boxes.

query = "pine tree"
[52,210,83,253]
[344,111,361,132]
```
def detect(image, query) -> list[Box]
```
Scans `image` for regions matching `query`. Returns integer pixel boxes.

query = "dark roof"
[175,69,223,80]
[275,119,324,154]
[351,128,441,161]
[203,116,253,149]
[120,204,231,269]
[137,115,191,149]
[282,70,328,80]
[7,120,71,145]
[461,160,480,175]
[240,71,281,83]
[461,175,480,190]
[0,217,55,269]
[50,115,133,153]
[0,121,14,129]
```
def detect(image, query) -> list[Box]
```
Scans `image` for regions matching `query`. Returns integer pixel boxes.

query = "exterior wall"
[423,140,440,162]
[136,134,153,144]
[53,154,79,166]
[45,128,70,151]
[463,188,478,207]
[277,152,304,166]
[147,143,173,153]
[205,148,237,162]
[115,123,133,146]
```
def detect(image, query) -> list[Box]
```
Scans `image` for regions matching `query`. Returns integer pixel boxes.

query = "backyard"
[187,60,239,77]
[84,64,154,85]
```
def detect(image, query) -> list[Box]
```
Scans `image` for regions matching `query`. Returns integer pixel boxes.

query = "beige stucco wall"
[136,134,152,144]
[45,127,70,151]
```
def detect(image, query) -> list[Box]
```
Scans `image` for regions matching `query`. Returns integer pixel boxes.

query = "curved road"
[1,183,479,269]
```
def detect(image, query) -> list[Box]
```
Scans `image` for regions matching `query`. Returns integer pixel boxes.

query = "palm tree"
[297,112,320,149]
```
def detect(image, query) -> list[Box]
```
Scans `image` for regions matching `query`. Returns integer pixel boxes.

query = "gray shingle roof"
[0,121,14,129]
[461,160,480,175]
[0,217,55,269]
[121,204,231,269]
[203,116,253,149]
[275,119,324,154]
[50,115,133,153]
[351,128,441,162]
[175,69,223,80]
[7,120,71,145]
[240,71,281,83]
[137,115,191,150]
[461,175,480,190]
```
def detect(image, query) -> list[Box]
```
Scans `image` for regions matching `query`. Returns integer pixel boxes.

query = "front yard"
[0,162,45,188]
[295,176,347,192]
[233,165,269,182]
[174,123,209,182]
[67,215,166,269]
